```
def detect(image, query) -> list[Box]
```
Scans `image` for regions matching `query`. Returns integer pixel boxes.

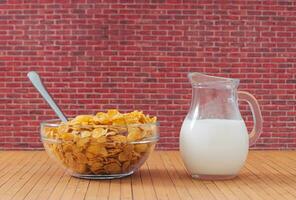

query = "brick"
[0,1,295,150]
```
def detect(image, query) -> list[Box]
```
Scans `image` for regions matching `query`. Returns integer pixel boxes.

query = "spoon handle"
[27,71,68,122]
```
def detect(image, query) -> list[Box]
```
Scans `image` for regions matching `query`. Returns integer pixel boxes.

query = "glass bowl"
[41,119,159,179]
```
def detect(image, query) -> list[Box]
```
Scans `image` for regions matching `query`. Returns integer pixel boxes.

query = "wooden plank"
[170,151,216,200]
[221,178,251,200]
[47,170,72,200]
[72,179,90,200]
[10,158,53,200]
[139,162,158,200]
[0,151,295,200]
[58,176,80,200]
[259,152,296,175]
[108,179,121,200]
[131,170,146,200]
[243,152,287,200]
[237,167,276,200]
[147,152,182,200]
[120,176,132,200]
[160,152,193,200]
[250,153,296,198]
[25,165,65,200]
[203,180,229,200]
[251,153,296,194]
[97,180,110,200]
[244,164,291,200]
[0,152,37,184]
[0,152,46,197]
[282,151,296,162]
[245,153,296,200]
[84,180,100,200]
[0,151,17,172]
[211,180,237,200]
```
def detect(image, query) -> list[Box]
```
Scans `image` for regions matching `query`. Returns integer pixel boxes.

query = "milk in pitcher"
[180,119,249,177]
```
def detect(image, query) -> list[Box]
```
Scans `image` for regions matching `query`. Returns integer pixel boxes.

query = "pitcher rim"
[188,72,240,88]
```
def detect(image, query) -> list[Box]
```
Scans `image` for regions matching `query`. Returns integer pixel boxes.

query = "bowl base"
[191,174,236,180]
[70,170,135,180]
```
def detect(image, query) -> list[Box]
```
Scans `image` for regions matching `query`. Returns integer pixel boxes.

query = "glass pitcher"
[180,72,263,180]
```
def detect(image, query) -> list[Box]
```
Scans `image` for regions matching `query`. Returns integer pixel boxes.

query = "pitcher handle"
[238,91,263,146]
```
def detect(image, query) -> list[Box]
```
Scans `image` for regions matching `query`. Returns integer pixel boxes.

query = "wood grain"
[0,151,295,200]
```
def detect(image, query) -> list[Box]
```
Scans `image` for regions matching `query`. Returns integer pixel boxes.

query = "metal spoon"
[27,71,68,122]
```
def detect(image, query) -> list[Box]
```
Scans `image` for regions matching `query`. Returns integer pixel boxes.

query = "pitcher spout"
[188,72,239,88]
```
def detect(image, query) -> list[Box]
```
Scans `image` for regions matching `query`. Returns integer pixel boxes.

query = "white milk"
[180,119,249,176]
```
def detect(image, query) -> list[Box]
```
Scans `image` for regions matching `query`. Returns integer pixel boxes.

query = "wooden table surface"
[0,151,295,200]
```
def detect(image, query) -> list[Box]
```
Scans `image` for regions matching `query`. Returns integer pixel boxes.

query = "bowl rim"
[41,119,160,127]
[40,119,160,144]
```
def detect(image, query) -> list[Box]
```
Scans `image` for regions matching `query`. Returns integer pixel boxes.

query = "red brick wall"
[0,1,295,150]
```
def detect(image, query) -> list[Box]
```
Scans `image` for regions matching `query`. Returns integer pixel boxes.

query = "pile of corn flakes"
[43,109,158,175]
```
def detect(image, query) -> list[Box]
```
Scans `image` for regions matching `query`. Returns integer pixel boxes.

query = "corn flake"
[43,109,157,175]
